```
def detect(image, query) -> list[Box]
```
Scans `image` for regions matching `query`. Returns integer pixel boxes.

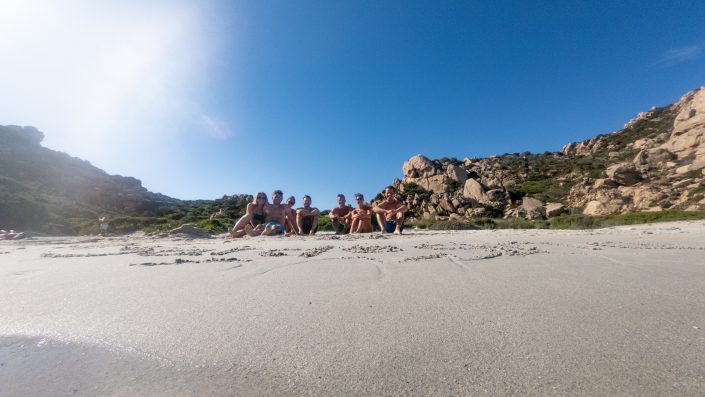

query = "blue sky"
[2,0,705,209]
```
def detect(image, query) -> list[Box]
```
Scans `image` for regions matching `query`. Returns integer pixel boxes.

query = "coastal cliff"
[393,86,705,222]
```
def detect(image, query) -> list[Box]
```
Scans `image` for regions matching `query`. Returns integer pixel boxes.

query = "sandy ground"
[1,222,704,396]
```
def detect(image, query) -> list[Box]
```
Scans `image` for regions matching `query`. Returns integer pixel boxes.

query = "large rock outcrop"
[390,85,705,221]
[663,87,705,161]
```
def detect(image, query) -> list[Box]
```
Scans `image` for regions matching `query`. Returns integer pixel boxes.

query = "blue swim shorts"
[264,221,285,235]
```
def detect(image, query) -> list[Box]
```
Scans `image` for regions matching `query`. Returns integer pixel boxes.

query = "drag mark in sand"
[129,257,249,267]
[400,242,543,263]
[122,245,210,257]
[414,243,453,251]
[210,246,255,255]
[556,240,705,252]
[259,249,288,257]
[400,253,445,263]
[299,245,334,258]
[343,244,403,254]
[446,254,472,271]
[41,251,131,258]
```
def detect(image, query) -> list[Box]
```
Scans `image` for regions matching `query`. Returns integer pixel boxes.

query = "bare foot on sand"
[245,224,257,237]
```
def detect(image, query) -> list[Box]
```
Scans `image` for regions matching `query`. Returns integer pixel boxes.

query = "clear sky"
[2,1,705,208]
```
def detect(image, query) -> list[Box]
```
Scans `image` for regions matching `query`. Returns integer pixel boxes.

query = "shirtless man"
[328,194,353,234]
[372,186,407,235]
[348,193,373,233]
[296,195,320,235]
[246,190,294,236]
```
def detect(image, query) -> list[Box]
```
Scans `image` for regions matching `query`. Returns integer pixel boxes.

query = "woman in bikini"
[230,192,268,237]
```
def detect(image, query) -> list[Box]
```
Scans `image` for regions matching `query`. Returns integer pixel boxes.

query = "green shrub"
[317,215,333,231]
[429,220,481,230]
[506,179,568,203]
[685,170,704,179]
[407,218,434,229]
[548,210,705,229]
[444,177,461,193]
[400,182,430,200]
[473,217,498,229]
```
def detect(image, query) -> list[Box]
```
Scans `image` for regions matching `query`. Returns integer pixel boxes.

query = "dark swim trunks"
[301,217,315,234]
[384,220,403,233]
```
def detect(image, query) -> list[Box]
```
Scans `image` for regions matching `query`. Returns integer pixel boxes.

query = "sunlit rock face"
[390,85,705,221]
[663,87,705,161]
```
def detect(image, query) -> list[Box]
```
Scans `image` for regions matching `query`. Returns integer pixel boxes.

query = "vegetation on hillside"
[407,210,705,231]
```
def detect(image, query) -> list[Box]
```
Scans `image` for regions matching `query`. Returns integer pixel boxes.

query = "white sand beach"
[1,222,705,396]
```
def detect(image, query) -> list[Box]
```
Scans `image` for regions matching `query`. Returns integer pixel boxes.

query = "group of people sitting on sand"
[230,186,407,237]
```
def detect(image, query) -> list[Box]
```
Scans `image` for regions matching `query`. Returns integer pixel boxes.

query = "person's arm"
[361,206,372,219]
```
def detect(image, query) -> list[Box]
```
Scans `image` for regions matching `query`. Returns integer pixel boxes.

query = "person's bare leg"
[394,213,404,235]
[231,214,253,237]
[350,219,359,234]
[296,213,304,234]
[376,213,386,233]
[231,229,247,238]
[364,219,373,233]
[244,224,256,237]
[332,218,342,234]
[310,214,319,235]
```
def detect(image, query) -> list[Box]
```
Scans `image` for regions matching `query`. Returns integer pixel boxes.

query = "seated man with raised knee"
[372,186,407,235]
[296,195,320,235]
[328,194,353,234]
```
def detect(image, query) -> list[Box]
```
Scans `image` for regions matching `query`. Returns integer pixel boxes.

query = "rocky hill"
[0,126,250,234]
[393,86,705,222]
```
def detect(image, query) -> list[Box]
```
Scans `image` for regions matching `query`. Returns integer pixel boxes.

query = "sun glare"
[0,0,224,170]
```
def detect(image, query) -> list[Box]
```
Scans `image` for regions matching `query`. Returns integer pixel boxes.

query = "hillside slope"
[393,86,705,221]
[0,126,249,234]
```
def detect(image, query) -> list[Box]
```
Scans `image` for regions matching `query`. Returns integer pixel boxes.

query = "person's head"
[336,194,346,206]
[302,195,312,207]
[354,193,364,205]
[253,192,268,205]
[272,190,284,205]
[286,196,295,207]
[383,186,396,200]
